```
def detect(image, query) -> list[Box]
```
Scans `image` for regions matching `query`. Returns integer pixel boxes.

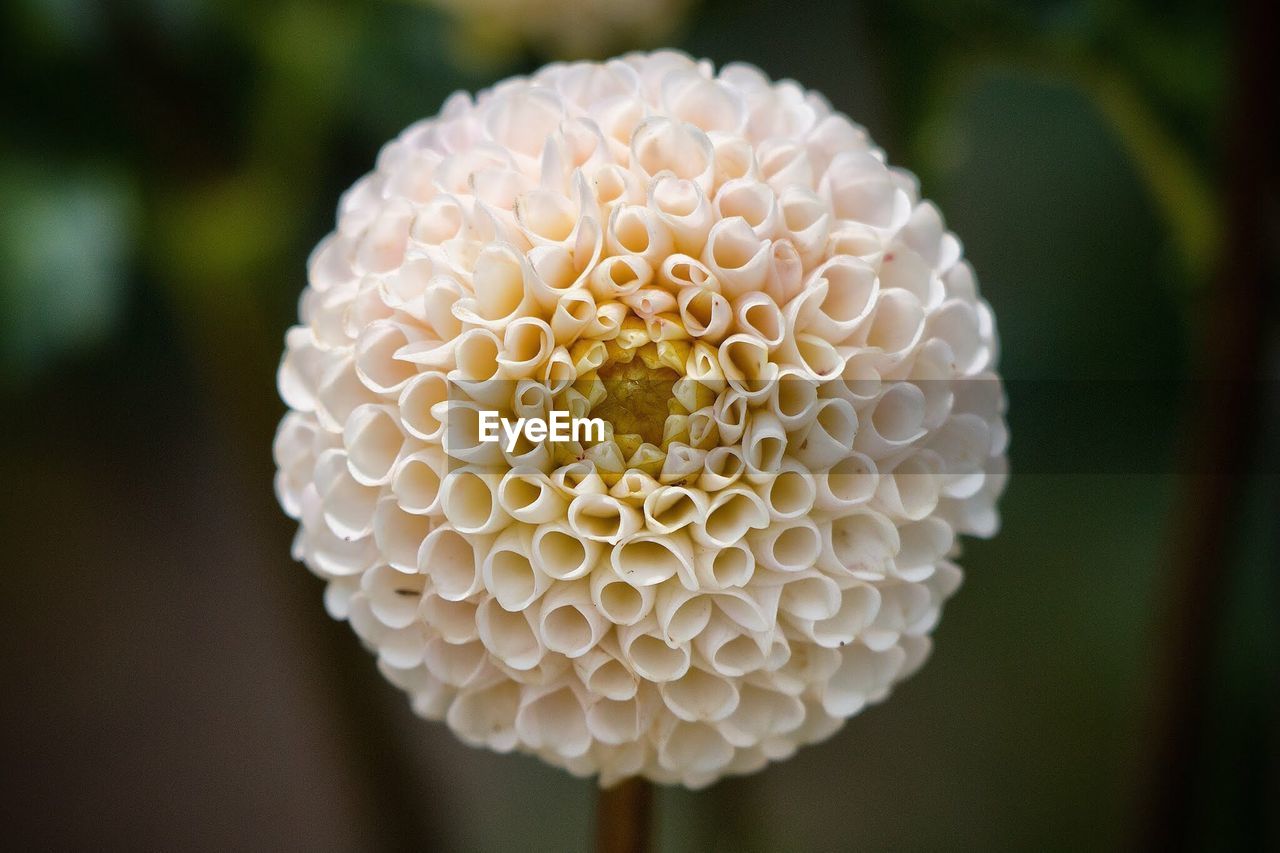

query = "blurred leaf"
[920,70,1187,378]
[917,50,1219,287]
[1085,65,1219,280]
[0,158,138,383]
[154,175,291,292]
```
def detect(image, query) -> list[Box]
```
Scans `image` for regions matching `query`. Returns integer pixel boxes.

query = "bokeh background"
[2,0,1276,849]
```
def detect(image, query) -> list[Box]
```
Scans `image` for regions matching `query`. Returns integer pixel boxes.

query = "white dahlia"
[275,51,1007,788]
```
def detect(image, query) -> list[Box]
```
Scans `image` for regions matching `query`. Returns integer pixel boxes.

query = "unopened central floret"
[595,351,680,448]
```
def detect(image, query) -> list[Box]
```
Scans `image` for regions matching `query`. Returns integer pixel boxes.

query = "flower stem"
[595,777,654,853]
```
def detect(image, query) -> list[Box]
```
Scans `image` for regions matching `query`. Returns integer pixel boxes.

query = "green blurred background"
[1,0,1275,849]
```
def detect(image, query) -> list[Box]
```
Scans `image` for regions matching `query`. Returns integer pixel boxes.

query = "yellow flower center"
[595,356,681,447]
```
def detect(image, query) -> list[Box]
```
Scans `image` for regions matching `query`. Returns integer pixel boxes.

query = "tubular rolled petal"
[419,591,481,644]
[777,571,843,622]
[650,177,715,254]
[398,372,450,441]
[373,496,433,573]
[516,684,592,758]
[790,397,856,470]
[588,694,650,746]
[611,532,696,588]
[760,459,818,520]
[619,615,692,683]
[422,636,489,687]
[423,526,492,601]
[575,646,640,701]
[740,411,787,481]
[748,518,823,573]
[692,485,771,548]
[660,666,740,722]
[483,526,549,611]
[440,468,511,535]
[590,563,656,626]
[820,644,906,717]
[448,680,522,751]
[568,493,642,543]
[655,584,715,645]
[693,541,756,590]
[694,613,770,678]
[631,117,715,191]
[536,580,606,658]
[656,720,735,778]
[702,217,772,298]
[643,486,707,535]
[814,452,879,512]
[317,450,380,539]
[498,468,569,525]
[477,597,545,671]
[821,509,900,579]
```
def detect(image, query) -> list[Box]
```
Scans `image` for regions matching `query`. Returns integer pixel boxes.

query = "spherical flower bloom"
[275,51,1007,788]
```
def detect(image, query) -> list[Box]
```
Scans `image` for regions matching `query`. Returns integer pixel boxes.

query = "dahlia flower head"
[275,51,1007,788]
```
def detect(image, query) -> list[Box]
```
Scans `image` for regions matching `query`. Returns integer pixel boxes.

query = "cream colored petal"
[819,508,899,580]
[731,291,785,348]
[813,452,879,512]
[748,517,822,573]
[590,563,655,627]
[440,467,511,535]
[820,644,906,717]
[660,666,740,722]
[476,596,545,671]
[759,458,817,520]
[853,381,927,457]
[691,484,770,549]
[630,117,715,191]
[397,371,450,442]
[697,445,745,492]
[605,207,675,273]
[618,616,691,683]
[549,289,596,346]
[874,449,946,522]
[354,320,421,395]
[650,178,714,255]
[692,541,755,590]
[537,580,607,659]
[568,492,643,544]
[611,531,695,589]
[642,486,707,535]
[693,613,769,678]
[482,525,548,612]
[792,396,858,471]
[343,404,405,486]
[701,217,772,298]
[574,644,639,702]
[740,411,787,483]
[655,585,714,645]
[372,496,432,574]
[419,590,480,644]
[447,680,522,752]
[531,520,602,582]
[515,683,591,758]
[719,684,805,747]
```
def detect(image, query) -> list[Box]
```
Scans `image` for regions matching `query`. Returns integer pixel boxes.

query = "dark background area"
[1,0,1276,849]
